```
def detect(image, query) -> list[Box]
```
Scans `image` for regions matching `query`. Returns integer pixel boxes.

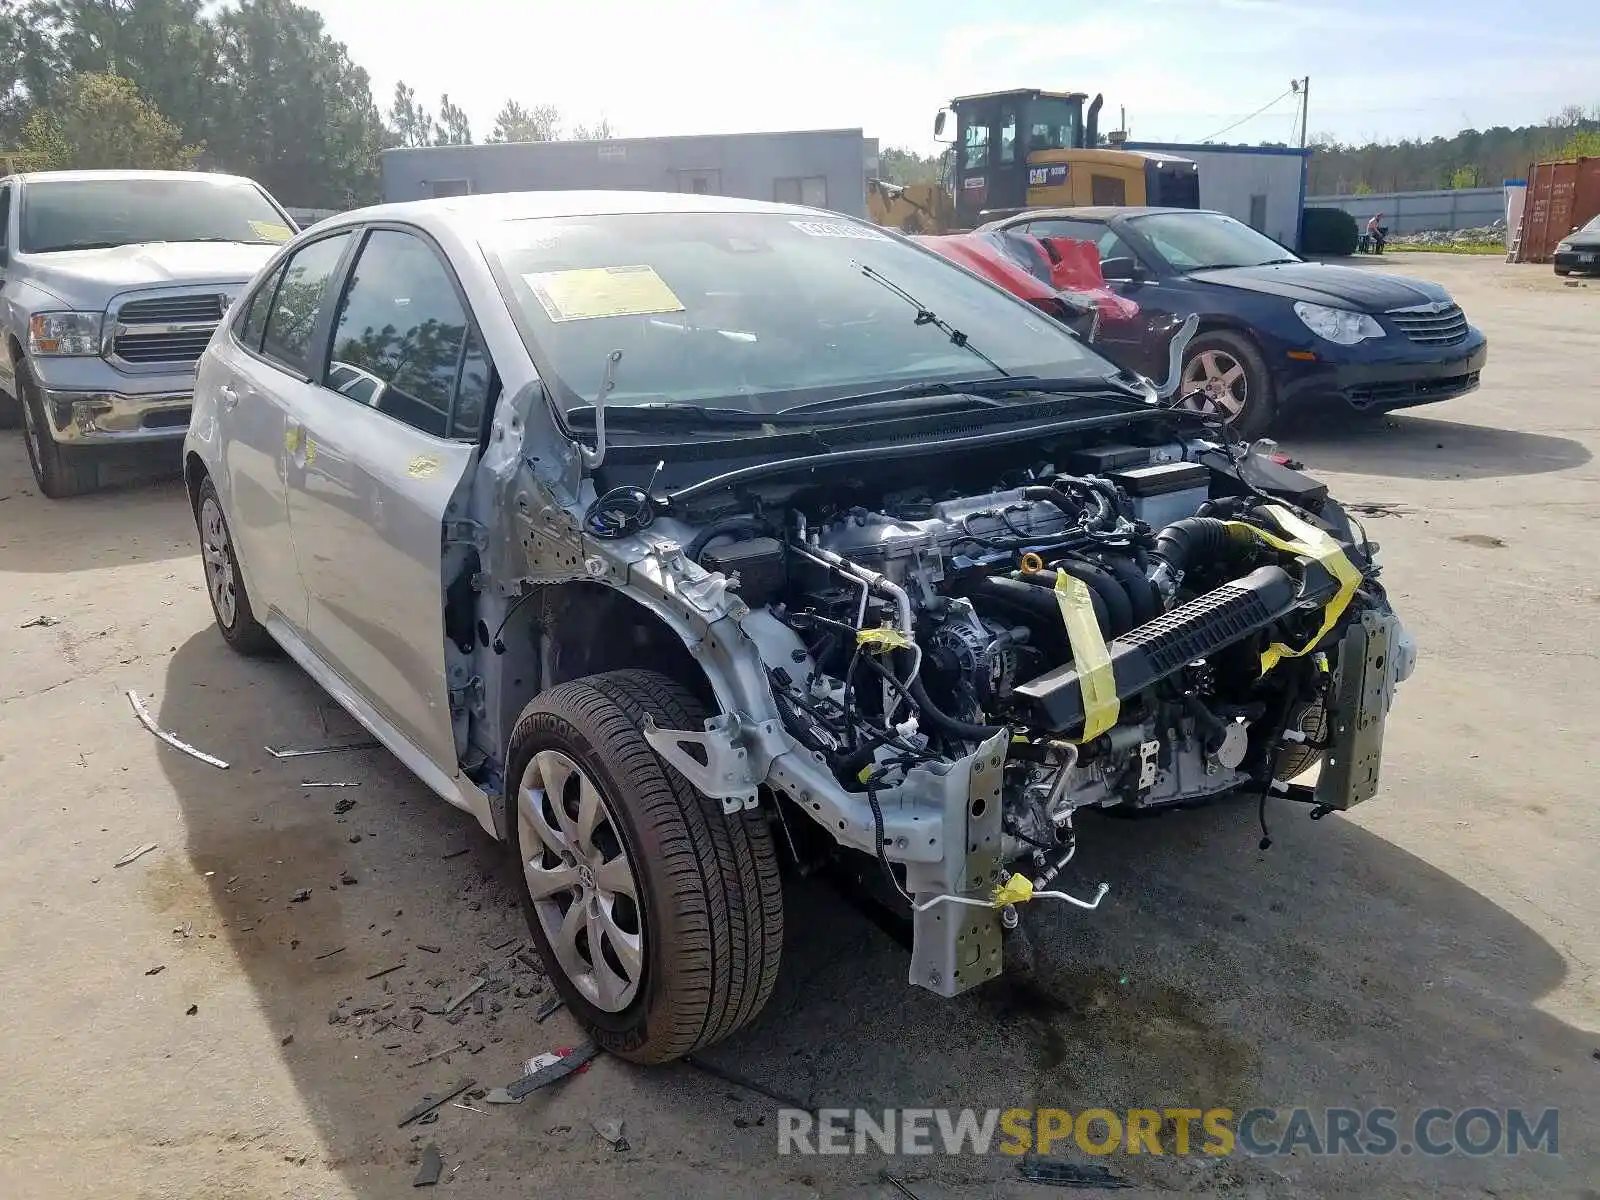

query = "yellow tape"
[1226,504,1362,675]
[993,873,1034,906]
[1054,571,1119,742]
[856,626,912,653]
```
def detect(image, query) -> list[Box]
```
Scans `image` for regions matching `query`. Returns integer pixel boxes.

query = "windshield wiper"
[566,392,1007,430]
[26,240,128,253]
[855,262,1011,376]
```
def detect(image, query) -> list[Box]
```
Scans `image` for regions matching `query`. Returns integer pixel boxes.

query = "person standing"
[1366,212,1387,254]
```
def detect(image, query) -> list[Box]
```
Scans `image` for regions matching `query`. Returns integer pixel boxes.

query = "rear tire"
[1180,330,1277,440]
[1554,267,1570,277]
[18,364,101,498]
[507,669,783,1063]
[195,476,276,656]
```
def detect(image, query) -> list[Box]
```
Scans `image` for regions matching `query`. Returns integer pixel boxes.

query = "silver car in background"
[184,191,1413,1064]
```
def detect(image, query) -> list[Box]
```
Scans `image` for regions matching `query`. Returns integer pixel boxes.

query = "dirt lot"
[1,255,1596,1199]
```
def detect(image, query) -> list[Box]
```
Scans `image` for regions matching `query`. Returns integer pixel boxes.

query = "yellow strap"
[993,873,1034,906]
[1054,571,1119,742]
[856,626,912,654]
[1225,504,1363,675]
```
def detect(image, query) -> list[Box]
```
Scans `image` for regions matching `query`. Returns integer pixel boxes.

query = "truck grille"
[109,291,229,367]
[1386,302,1469,346]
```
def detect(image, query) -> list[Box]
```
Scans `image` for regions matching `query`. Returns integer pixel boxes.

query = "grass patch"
[1385,243,1506,256]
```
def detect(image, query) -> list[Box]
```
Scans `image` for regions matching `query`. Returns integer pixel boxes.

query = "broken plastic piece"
[397,1078,476,1128]
[443,977,487,1014]
[503,1042,600,1100]
[128,690,229,769]
[264,739,380,759]
[1016,1157,1132,1189]
[593,1116,629,1151]
[114,842,159,868]
[302,780,361,788]
[413,1144,444,1187]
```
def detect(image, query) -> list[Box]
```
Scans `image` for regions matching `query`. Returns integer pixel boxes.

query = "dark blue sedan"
[979,206,1489,437]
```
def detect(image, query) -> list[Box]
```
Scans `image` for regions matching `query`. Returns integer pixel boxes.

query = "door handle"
[218,383,239,411]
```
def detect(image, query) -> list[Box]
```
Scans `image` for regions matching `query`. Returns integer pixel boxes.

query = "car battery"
[1108,461,1211,528]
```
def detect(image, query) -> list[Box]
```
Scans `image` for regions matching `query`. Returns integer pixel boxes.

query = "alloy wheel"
[517,749,645,1012]
[199,496,238,629]
[1181,349,1248,419]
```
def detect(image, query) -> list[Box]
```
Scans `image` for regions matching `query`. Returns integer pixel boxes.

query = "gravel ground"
[0,254,1595,1199]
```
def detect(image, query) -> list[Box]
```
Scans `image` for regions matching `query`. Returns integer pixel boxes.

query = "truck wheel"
[18,364,101,498]
[195,476,276,656]
[1180,330,1277,439]
[506,669,783,1063]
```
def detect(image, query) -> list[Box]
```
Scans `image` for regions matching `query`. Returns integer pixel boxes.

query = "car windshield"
[1131,211,1301,271]
[1583,214,1600,234]
[19,177,294,253]
[484,211,1118,416]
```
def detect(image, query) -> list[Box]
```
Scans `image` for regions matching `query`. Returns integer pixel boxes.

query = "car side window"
[325,228,485,440]
[235,262,285,352]
[0,183,11,256]
[261,232,352,374]
[1027,220,1135,264]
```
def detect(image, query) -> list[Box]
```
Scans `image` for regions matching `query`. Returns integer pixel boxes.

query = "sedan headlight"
[1556,241,1573,254]
[28,311,104,356]
[1293,301,1384,346]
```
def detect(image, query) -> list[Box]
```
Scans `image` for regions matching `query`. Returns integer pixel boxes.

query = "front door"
[284,225,492,771]
[955,98,1029,226]
[212,230,355,631]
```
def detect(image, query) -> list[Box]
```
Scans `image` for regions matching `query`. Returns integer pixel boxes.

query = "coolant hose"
[1043,557,1135,636]
[907,673,1006,740]
[1152,517,1250,575]
[1021,483,1113,530]
[1095,552,1162,625]
[686,516,767,563]
[976,575,1106,633]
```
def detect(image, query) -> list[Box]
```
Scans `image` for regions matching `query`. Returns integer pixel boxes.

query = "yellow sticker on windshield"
[523,265,684,322]
[250,220,294,242]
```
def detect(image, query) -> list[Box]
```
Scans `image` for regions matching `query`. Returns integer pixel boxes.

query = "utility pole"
[1292,76,1310,148]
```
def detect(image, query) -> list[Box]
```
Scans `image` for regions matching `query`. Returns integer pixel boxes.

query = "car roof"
[13,169,264,187]
[322,190,831,238]
[981,206,1226,229]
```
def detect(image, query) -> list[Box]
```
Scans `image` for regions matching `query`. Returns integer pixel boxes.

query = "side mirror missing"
[1100,255,1139,281]
[933,110,947,139]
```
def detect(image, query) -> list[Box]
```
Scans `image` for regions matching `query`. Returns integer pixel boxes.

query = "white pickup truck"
[0,170,296,496]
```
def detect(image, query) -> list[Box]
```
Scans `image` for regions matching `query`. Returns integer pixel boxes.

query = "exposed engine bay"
[521,435,1416,998]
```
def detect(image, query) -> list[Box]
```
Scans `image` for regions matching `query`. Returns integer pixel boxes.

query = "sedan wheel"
[193,476,276,656]
[1178,330,1276,438]
[518,749,645,1012]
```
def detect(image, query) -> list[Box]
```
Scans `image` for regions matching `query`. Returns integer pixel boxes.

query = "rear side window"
[325,228,485,439]
[235,263,285,352]
[262,232,352,373]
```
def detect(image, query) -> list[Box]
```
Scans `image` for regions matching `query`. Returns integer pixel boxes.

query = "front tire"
[18,364,101,498]
[1179,330,1277,439]
[195,476,275,656]
[507,669,783,1063]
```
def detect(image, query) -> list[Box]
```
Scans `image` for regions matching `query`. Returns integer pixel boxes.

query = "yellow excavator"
[868,89,1200,233]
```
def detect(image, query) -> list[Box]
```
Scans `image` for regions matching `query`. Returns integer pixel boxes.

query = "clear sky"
[311,0,1596,150]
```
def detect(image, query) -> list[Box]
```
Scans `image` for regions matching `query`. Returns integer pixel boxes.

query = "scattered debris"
[441,846,470,860]
[412,1144,444,1187]
[127,690,229,769]
[302,780,361,788]
[348,834,363,843]
[490,935,520,952]
[19,614,60,628]
[340,870,359,886]
[397,1078,476,1128]
[733,1115,765,1129]
[416,943,442,955]
[1015,1158,1132,1189]
[880,1170,922,1199]
[1346,501,1409,519]
[502,1043,601,1100]
[534,995,564,1023]
[1453,533,1507,549]
[144,965,165,976]
[593,1116,629,1152]
[114,842,159,868]
[482,1087,520,1105]
[367,961,408,981]
[333,798,358,816]
[444,978,488,1015]
[186,1004,198,1016]
[290,889,312,903]
[408,1043,467,1068]
[265,739,381,759]
[281,1034,294,1046]
[313,946,346,961]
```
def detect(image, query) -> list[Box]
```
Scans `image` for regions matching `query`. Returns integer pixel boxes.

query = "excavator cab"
[938,89,1198,227]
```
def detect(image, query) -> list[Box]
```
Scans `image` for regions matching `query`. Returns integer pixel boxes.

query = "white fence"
[1305,187,1505,234]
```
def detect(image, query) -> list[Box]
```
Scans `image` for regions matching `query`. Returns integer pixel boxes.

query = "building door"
[676,169,721,195]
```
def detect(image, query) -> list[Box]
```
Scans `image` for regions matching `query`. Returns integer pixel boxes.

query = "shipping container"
[1513,156,1600,262]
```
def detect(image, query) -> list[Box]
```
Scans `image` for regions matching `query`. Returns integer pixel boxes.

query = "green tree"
[22,70,197,168]
[1,0,63,143]
[487,99,559,143]
[878,146,943,186]
[1559,129,1600,158]
[387,81,433,147]
[570,117,616,141]
[203,0,387,207]
[434,92,471,145]
[1449,165,1481,189]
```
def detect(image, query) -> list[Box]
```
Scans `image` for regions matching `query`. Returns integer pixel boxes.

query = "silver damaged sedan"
[185,192,1416,1062]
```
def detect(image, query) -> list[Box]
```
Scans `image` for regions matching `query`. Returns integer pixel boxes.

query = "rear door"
[211,230,355,630]
[1021,217,1168,376]
[284,224,493,771]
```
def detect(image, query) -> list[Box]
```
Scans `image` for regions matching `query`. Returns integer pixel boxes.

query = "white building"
[1126,141,1311,249]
